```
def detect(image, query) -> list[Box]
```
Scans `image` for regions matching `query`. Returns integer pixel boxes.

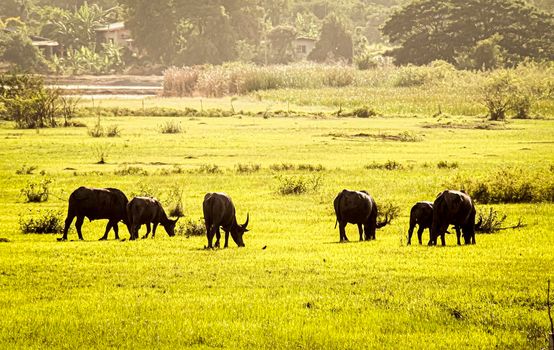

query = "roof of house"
[2,28,58,46]
[95,22,126,32]
[294,36,317,42]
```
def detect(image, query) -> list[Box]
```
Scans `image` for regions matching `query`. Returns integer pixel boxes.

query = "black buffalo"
[407,201,433,245]
[333,189,391,242]
[429,190,476,246]
[59,186,130,241]
[203,192,249,248]
[127,197,178,240]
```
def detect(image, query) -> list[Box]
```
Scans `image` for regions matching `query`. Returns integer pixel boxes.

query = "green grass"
[0,111,553,349]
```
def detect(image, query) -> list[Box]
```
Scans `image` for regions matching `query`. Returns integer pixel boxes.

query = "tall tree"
[308,14,353,63]
[382,0,554,66]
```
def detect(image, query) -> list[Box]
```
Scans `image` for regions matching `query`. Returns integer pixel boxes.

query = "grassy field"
[0,106,553,348]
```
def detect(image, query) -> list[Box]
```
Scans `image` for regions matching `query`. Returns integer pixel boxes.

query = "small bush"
[88,117,105,137]
[235,163,261,174]
[19,210,63,234]
[197,164,223,174]
[365,160,404,171]
[297,164,325,172]
[114,166,148,176]
[481,70,518,121]
[93,145,109,164]
[106,125,121,137]
[159,120,183,134]
[276,175,322,195]
[16,164,37,175]
[165,185,185,218]
[377,201,400,225]
[437,161,459,169]
[447,167,554,203]
[352,106,376,118]
[20,178,51,202]
[270,163,295,171]
[475,207,507,233]
[176,218,205,237]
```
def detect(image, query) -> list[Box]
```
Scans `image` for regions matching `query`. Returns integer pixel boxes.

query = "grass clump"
[176,217,205,237]
[197,164,223,174]
[16,164,38,175]
[19,210,63,234]
[276,175,322,195]
[365,160,404,171]
[159,121,183,134]
[88,117,104,137]
[437,161,459,169]
[166,186,185,218]
[106,125,121,137]
[20,178,51,203]
[235,163,261,174]
[114,166,148,176]
[270,163,295,171]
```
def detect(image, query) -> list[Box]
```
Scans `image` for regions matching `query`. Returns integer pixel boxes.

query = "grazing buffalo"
[407,201,433,245]
[127,197,178,240]
[59,186,130,241]
[429,190,476,246]
[333,189,391,242]
[203,192,249,248]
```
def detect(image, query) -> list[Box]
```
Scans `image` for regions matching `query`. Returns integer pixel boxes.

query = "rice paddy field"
[0,93,553,349]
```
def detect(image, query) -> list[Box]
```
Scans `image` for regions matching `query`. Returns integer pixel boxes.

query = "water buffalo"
[407,201,433,245]
[333,189,391,242]
[203,192,249,248]
[127,197,178,240]
[58,186,130,241]
[429,190,476,246]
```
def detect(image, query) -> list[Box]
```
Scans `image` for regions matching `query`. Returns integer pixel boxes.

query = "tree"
[0,30,49,72]
[382,0,554,67]
[308,14,352,63]
[267,25,297,63]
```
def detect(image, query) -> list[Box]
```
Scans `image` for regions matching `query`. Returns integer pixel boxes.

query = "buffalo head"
[230,213,249,247]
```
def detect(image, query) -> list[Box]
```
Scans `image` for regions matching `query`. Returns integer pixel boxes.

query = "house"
[292,37,316,60]
[95,22,134,51]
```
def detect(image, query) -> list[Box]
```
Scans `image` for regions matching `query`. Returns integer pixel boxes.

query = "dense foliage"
[382,0,554,68]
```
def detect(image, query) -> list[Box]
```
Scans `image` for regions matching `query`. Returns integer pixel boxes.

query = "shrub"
[447,167,554,203]
[19,210,64,234]
[106,125,121,137]
[114,166,148,176]
[481,70,518,121]
[165,185,185,218]
[198,164,222,174]
[20,178,51,203]
[270,163,295,171]
[88,117,104,137]
[163,66,199,97]
[276,175,322,195]
[297,164,325,172]
[365,160,404,171]
[159,121,183,134]
[16,164,37,175]
[377,201,400,225]
[93,145,109,164]
[176,218,205,237]
[437,161,459,169]
[0,73,63,129]
[352,106,376,118]
[235,163,261,174]
[475,207,507,233]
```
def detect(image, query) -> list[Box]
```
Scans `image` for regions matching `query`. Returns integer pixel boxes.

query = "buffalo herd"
[58,186,477,247]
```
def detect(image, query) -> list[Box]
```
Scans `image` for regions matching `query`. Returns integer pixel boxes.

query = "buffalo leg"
[142,223,152,239]
[99,220,115,241]
[224,231,229,248]
[207,226,218,249]
[151,223,159,238]
[130,224,138,240]
[455,226,462,246]
[439,224,448,246]
[366,221,376,240]
[339,222,348,242]
[75,216,85,240]
[357,224,364,241]
[59,213,75,241]
[113,223,119,240]
[417,226,425,245]
[214,229,221,248]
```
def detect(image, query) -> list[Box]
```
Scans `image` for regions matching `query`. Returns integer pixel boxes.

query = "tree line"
[0,0,552,72]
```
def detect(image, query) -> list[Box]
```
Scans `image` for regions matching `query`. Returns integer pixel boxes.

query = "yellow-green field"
[0,101,553,348]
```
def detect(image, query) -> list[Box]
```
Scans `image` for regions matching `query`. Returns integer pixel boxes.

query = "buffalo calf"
[127,197,178,240]
[407,201,433,245]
